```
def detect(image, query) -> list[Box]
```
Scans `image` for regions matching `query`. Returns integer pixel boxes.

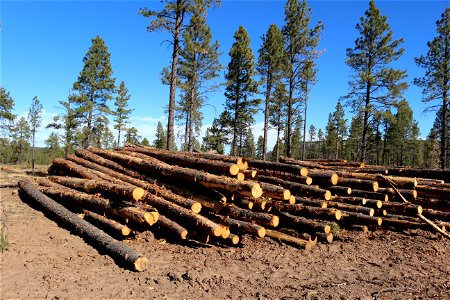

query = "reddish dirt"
[1,186,449,299]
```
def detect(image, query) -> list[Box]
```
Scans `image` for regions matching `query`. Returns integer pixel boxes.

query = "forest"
[0,0,449,169]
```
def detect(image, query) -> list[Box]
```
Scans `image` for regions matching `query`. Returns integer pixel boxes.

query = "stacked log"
[17,144,450,272]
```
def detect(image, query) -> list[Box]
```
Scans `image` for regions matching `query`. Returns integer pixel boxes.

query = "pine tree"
[46,95,79,156]
[153,121,167,149]
[10,117,31,164]
[344,114,364,161]
[177,2,221,152]
[141,137,151,146]
[257,24,286,160]
[203,115,228,154]
[125,127,141,144]
[414,8,450,169]
[290,117,303,159]
[283,0,323,158]
[28,96,43,174]
[342,0,408,162]
[72,36,116,148]
[114,81,133,146]
[317,128,324,159]
[308,124,316,159]
[45,132,63,160]
[269,81,288,161]
[333,101,347,159]
[0,87,15,136]
[223,26,259,156]
[324,113,338,159]
[256,135,264,160]
[243,128,256,158]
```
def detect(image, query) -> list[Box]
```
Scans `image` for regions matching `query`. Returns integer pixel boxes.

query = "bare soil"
[1,171,449,299]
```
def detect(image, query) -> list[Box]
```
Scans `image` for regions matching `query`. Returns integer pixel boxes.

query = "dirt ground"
[1,171,449,299]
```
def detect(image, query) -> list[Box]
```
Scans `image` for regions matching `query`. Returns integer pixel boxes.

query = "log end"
[288,195,296,205]
[134,257,149,272]
[377,217,383,226]
[221,226,231,239]
[417,205,423,215]
[213,225,223,237]
[283,189,292,201]
[300,167,308,177]
[376,200,382,209]
[347,187,352,195]
[306,177,313,185]
[251,183,263,198]
[369,208,375,217]
[121,226,131,236]
[325,233,333,244]
[145,212,159,226]
[324,225,331,234]
[257,227,266,238]
[270,216,280,227]
[236,172,245,181]
[324,190,332,201]
[335,210,342,221]
[412,190,418,199]
[229,164,240,176]
[132,188,146,201]
[304,241,313,251]
[373,181,379,192]
[229,234,240,245]
[331,173,339,185]
[321,202,328,209]
[191,202,202,214]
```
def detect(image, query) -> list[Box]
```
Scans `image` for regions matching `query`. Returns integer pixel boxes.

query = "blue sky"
[1,0,448,147]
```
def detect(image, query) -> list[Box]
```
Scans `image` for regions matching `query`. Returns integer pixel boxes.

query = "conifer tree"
[344,114,364,161]
[141,137,151,146]
[10,117,31,164]
[333,100,347,159]
[203,116,228,154]
[308,124,316,159]
[257,24,286,160]
[72,36,116,148]
[0,87,15,136]
[414,8,450,169]
[290,117,303,159]
[243,128,256,158]
[256,135,264,160]
[28,96,43,174]
[153,121,168,149]
[114,81,133,146]
[343,0,407,162]
[283,0,323,158]
[45,132,63,160]
[125,127,141,144]
[269,81,288,161]
[324,113,338,159]
[317,128,324,159]
[223,26,259,156]
[177,1,221,152]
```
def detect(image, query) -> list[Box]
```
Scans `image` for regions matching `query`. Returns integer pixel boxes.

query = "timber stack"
[18,144,450,271]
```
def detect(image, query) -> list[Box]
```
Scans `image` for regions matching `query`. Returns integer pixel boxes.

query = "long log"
[212,214,266,237]
[268,202,341,221]
[380,202,423,216]
[339,212,382,226]
[156,215,188,240]
[143,193,224,237]
[361,198,383,209]
[316,232,334,244]
[277,228,318,245]
[36,183,158,226]
[123,145,241,176]
[18,178,148,272]
[258,175,331,200]
[67,154,202,213]
[220,204,279,227]
[304,170,339,186]
[325,201,374,216]
[244,158,309,176]
[385,167,450,182]
[350,189,388,201]
[336,171,417,189]
[90,148,263,199]
[377,187,417,201]
[415,185,450,200]
[381,215,431,230]
[265,229,313,250]
[279,156,332,170]
[82,209,131,237]
[257,181,291,202]
[328,186,352,196]
[257,171,312,185]
[49,158,100,179]
[279,212,331,234]
[332,178,379,192]
[294,197,328,208]
[421,208,450,222]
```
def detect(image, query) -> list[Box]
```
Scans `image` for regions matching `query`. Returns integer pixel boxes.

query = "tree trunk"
[268,202,341,221]
[279,212,331,234]
[18,178,148,272]
[82,209,131,237]
[265,229,313,250]
[302,86,308,160]
[263,72,272,161]
[220,204,279,227]
[156,215,188,240]
[258,175,331,200]
[441,91,447,169]
[360,80,371,163]
[211,214,266,237]
[31,128,36,175]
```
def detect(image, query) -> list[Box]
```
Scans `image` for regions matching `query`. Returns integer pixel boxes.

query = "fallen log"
[325,201,375,216]
[246,158,309,176]
[91,149,263,199]
[349,224,369,233]
[265,229,313,250]
[258,175,331,200]
[304,170,339,186]
[294,197,328,208]
[381,215,431,230]
[18,178,148,272]
[279,212,331,234]
[82,209,131,237]
[49,158,100,180]
[279,156,332,170]
[415,185,450,200]
[257,181,291,202]
[268,202,341,221]
[339,212,382,226]
[385,167,450,182]
[336,172,417,189]
[361,198,383,209]
[421,208,450,222]
[257,171,312,185]
[328,186,352,196]
[220,204,279,227]
[380,202,423,216]
[332,178,379,192]
[277,228,318,245]
[377,187,417,201]
[350,189,388,202]
[316,232,334,244]
[212,214,266,237]
[156,215,188,240]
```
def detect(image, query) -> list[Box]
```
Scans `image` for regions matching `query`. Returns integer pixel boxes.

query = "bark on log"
[304,170,339,186]
[277,228,318,245]
[36,183,158,226]
[329,196,366,206]
[328,186,352,196]
[48,176,145,202]
[339,212,382,226]
[294,197,328,208]
[245,158,309,176]
[325,201,375,216]
[212,214,266,237]
[123,145,241,176]
[381,215,431,230]
[220,204,279,227]
[257,171,312,185]
[377,188,417,201]
[156,215,188,240]
[258,175,331,200]
[265,229,313,250]
[268,202,341,221]
[336,172,417,189]
[361,198,383,209]
[0,183,18,188]
[385,167,450,182]
[82,209,131,237]
[349,225,369,233]
[279,156,332,170]
[91,148,263,199]
[143,193,224,237]
[49,158,100,179]
[380,202,423,216]
[415,185,450,201]
[18,178,148,271]
[421,208,450,222]
[331,178,379,192]
[316,232,334,244]
[257,181,291,202]
[350,189,388,201]
[68,154,202,213]
[279,212,331,234]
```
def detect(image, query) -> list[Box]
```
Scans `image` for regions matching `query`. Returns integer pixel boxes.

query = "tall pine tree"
[114,81,133,146]
[153,121,168,149]
[223,26,259,156]
[269,81,288,161]
[72,36,116,148]
[414,8,450,169]
[343,0,407,162]
[0,87,15,136]
[28,96,43,174]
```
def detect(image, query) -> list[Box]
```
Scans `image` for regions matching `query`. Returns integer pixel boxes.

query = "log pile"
[18,145,450,271]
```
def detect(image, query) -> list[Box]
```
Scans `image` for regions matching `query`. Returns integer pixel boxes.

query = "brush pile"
[18,144,450,271]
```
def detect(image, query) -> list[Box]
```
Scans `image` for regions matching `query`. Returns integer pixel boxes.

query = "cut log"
[258,175,331,200]
[380,202,423,216]
[211,214,266,237]
[265,229,313,250]
[90,148,263,199]
[385,167,450,182]
[415,185,450,200]
[242,170,258,179]
[277,228,318,245]
[245,158,309,176]
[381,215,431,230]
[220,204,279,227]
[82,209,131,237]
[331,178,379,192]
[349,225,369,233]
[336,171,417,189]
[279,156,332,170]
[156,215,188,240]
[361,198,383,209]
[377,188,417,201]
[123,145,242,176]
[143,193,223,237]
[48,176,145,203]
[339,212,382,226]
[18,178,148,272]
[257,181,291,202]
[236,172,245,181]
[316,232,333,244]
[279,212,331,234]
[350,189,388,202]
[328,186,352,196]
[421,208,450,222]
[36,183,158,226]
[294,197,328,208]
[268,202,341,221]
[67,154,202,213]
[237,198,254,210]
[257,171,312,185]
[325,201,374,216]
[304,170,339,186]
[49,158,100,180]
[329,196,366,206]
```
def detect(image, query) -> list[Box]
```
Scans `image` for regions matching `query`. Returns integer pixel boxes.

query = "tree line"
[0,0,448,169]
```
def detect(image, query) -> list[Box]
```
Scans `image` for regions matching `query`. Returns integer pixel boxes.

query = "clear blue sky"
[1,0,448,147]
